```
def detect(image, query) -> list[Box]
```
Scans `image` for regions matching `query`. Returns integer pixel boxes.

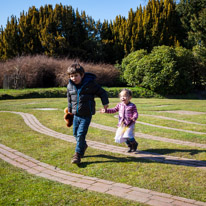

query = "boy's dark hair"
[67,63,85,76]
[120,89,132,97]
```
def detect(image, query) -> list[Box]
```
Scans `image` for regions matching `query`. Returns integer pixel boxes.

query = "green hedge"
[0,87,163,100]
[104,87,163,98]
[1,87,205,100]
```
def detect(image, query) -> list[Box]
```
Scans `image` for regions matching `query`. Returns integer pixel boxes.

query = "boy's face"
[70,73,83,85]
[120,91,131,105]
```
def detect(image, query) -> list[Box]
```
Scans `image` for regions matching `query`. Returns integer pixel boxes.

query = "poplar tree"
[1,16,20,59]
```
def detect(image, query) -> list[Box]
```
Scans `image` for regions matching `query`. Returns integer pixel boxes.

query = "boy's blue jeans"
[73,115,92,155]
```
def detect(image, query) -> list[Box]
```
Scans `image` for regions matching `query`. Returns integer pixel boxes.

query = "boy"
[67,63,109,164]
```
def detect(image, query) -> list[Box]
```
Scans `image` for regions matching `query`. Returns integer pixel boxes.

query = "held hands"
[100,109,106,113]
[100,104,109,113]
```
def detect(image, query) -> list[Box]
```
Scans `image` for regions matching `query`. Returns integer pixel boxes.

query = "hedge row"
[1,87,205,100]
[0,87,163,100]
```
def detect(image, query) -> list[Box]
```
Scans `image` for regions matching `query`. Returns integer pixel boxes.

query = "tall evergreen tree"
[176,0,206,48]
[1,16,20,59]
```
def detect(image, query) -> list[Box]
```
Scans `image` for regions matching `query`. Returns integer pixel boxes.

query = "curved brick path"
[141,114,206,126]
[113,115,206,135]
[1,143,206,206]
[90,122,206,149]
[1,111,206,169]
[136,121,206,135]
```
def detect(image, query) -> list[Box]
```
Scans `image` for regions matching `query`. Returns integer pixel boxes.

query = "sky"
[0,0,148,28]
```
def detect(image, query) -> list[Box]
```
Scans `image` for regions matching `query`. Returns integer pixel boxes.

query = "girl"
[101,89,138,152]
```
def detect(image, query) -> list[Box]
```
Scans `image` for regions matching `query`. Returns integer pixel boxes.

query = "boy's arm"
[94,84,109,106]
[67,89,72,113]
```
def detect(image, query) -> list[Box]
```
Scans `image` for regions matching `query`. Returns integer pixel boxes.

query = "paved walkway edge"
[1,143,206,206]
[1,111,206,169]
[113,114,206,135]
[92,120,206,149]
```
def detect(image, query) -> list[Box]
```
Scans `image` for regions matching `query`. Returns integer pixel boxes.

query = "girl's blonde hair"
[119,89,132,97]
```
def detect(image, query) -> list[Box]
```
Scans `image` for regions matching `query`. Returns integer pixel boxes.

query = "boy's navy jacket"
[67,72,109,117]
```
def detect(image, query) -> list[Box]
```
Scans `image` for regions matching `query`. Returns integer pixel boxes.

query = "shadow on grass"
[77,154,148,168]
[142,148,206,156]
[77,151,206,168]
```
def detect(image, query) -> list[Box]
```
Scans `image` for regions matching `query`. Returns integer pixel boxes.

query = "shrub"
[122,49,147,86]
[192,45,206,90]
[122,46,194,95]
[0,55,120,88]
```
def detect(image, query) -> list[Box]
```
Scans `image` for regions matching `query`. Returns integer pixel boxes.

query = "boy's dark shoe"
[71,153,81,164]
[80,144,88,158]
[131,141,138,152]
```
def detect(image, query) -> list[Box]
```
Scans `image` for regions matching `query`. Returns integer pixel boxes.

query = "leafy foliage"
[176,0,206,48]
[192,45,206,89]
[0,1,183,63]
[122,46,197,95]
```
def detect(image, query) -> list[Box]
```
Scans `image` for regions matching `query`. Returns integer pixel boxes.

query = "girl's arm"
[131,105,138,121]
[105,104,120,114]
[100,103,120,114]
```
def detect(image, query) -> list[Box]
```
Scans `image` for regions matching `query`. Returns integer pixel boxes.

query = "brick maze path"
[113,115,206,138]
[1,111,206,205]
[1,143,206,206]
[2,111,206,169]
[91,122,206,149]
[141,114,206,126]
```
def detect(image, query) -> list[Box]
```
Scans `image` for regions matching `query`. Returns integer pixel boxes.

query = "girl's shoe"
[131,141,138,152]
[127,147,132,152]
[127,142,132,152]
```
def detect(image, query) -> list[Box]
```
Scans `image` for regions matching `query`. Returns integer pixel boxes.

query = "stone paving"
[136,121,206,135]
[1,111,206,205]
[91,121,206,149]
[1,143,206,206]
[113,115,206,136]
[2,111,206,169]
[141,114,206,126]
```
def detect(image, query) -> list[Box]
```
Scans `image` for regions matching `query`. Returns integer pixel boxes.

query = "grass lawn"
[0,97,206,205]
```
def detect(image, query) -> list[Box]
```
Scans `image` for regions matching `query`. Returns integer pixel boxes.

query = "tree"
[189,8,206,47]
[0,16,20,59]
[176,0,206,48]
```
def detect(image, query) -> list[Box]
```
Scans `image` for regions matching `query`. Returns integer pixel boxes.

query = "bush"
[122,46,194,95]
[192,45,206,90]
[122,49,147,86]
[104,87,162,98]
[0,55,120,88]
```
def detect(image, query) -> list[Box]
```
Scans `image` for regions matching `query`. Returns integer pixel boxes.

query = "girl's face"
[70,73,84,85]
[120,91,131,105]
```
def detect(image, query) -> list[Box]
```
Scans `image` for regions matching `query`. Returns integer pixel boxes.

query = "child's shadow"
[78,154,146,168]
[142,148,206,156]
[77,150,206,168]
